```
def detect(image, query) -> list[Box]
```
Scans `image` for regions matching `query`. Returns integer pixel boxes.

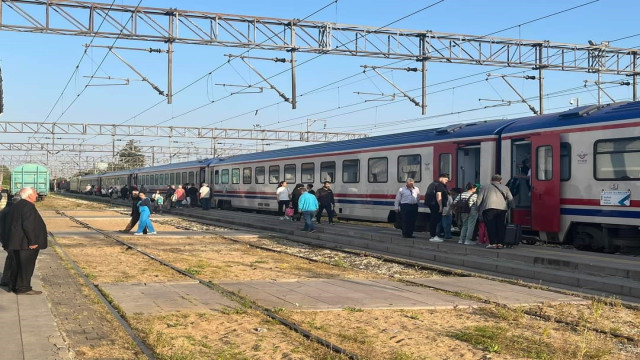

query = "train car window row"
[284,164,296,183]
[232,168,240,184]
[320,161,335,183]
[221,169,229,184]
[368,157,388,183]
[255,166,265,184]
[398,154,421,182]
[243,167,252,184]
[594,136,640,180]
[342,159,360,183]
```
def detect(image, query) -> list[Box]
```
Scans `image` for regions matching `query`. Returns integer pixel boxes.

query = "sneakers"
[429,236,444,243]
[464,241,477,245]
[458,240,464,244]
[309,229,316,233]
[134,233,144,236]
[486,244,497,248]
[149,232,157,235]
[279,217,285,220]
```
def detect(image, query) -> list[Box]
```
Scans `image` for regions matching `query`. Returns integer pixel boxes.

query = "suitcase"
[504,224,522,248]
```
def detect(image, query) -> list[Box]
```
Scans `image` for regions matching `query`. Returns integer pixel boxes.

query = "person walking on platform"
[165,185,176,209]
[120,185,129,200]
[394,178,420,238]
[476,174,513,249]
[276,181,291,220]
[0,196,20,289]
[298,187,319,232]
[425,173,450,242]
[291,183,305,221]
[135,192,156,235]
[315,181,335,224]
[454,183,479,245]
[1,188,48,295]
[121,190,146,233]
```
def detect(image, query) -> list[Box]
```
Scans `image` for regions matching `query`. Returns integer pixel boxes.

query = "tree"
[114,140,145,170]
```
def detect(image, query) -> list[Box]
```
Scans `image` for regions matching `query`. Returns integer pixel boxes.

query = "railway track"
[49,196,639,355]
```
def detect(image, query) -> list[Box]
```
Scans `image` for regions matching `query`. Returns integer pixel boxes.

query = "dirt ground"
[39,195,640,359]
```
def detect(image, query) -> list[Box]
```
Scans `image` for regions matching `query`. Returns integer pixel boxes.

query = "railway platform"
[162,205,640,303]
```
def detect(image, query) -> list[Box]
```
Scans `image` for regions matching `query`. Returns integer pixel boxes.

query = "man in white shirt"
[394,178,420,238]
[199,183,211,210]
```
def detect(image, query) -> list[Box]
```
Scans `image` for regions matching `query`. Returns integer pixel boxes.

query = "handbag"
[171,193,178,202]
[285,206,294,217]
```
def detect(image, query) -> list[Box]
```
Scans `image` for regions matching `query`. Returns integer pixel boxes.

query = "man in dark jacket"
[120,185,129,200]
[120,190,147,233]
[165,185,176,209]
[0,196,20,288]
[2,188,48,295]
[315,181,335,224]
[187,183,199,208]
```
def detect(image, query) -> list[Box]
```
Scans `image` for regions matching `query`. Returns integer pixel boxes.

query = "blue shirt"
[298,192,319,212]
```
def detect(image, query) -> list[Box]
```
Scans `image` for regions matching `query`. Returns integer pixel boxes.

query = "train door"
[456,145,481,189]
[433,143,457,185]
[530,133,561,232]
[199,167,207,185]
[511,140,532,226]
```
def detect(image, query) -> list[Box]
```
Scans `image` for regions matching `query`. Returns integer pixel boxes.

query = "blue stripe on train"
[561,207,640,219]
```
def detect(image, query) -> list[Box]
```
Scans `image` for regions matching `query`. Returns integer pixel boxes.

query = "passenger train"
[69,101,640,252]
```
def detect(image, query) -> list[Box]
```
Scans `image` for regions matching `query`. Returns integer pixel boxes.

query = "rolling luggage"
[504,223,522,248]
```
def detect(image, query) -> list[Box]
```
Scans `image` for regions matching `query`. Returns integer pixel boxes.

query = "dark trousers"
[277,200,290,216]
[1,250,15,285]
[400,203,418,237]
[201,198,211,210]
[483,209,507,245]
[316,203,334,223]
[428,205,442,237]
[12,249,39,293]
[123,215,147,233]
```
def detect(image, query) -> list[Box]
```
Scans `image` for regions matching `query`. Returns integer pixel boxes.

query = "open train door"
[530,133,561,233]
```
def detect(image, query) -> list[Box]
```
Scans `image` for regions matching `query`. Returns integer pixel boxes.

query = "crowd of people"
[275,181,335,232]
[394,173,514,249]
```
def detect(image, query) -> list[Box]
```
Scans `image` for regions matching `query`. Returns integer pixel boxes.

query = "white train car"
[499,102,640,251]
[211,119,513,221]
[133,158,217,195]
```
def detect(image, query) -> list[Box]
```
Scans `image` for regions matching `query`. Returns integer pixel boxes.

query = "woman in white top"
[275,181,291,219]
[454,183,479,245]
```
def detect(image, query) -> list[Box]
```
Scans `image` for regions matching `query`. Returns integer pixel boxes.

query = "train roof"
[500,101,640,134]
[133,158,220,174]
[101,169,134,177]
[218,118,515,164]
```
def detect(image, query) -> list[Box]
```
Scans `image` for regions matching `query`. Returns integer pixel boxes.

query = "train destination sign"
[600,190,631,206]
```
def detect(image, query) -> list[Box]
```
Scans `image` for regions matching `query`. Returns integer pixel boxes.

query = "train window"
[243,167,252,184]
[255,166,265,184]
[594,137,640,180]
[560,142,571,181]
[536,146,553,181]
[398,155,421,182]
[284,164,296,183]
[221,169,229,184]
[320,161,335,183]
[155,174,159,185]
[368,157,388,183]
[232,168,240,184]
[439,153,451,179]
[214,170,220,184]
[269,165,280,184]
[188,171,195,184]
[195,172,200,185]
[182,172,187,184]
[342,159,360,183]
[301,163,314,183]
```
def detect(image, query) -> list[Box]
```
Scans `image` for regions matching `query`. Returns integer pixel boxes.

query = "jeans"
[459,208,479,243]
[201,198,211,210]
[437,214,452,239]
[302,211,316,231]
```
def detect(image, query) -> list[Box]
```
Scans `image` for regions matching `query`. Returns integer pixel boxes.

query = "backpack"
[453,194,471,214]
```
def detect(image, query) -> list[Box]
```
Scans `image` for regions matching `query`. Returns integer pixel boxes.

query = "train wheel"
[572,224,604,251]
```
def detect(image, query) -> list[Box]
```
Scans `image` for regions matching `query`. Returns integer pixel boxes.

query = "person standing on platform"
[120,185,129,200]
[165,185,176,209]
[476,174,513,249]
[315,181,335,224]
[425,173,450,242]
[188,183,199,208]
[276,181,291,219]
[394,178,420,238]
[2,188,48,295]
[199,183,211,210]
[0,196,20,289]
[175,185,186,208]
[135,193,156,235]
[298,187,319,232]
[454,183,479,245]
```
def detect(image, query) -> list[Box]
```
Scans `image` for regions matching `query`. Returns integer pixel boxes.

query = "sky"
[1,0,640,176]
